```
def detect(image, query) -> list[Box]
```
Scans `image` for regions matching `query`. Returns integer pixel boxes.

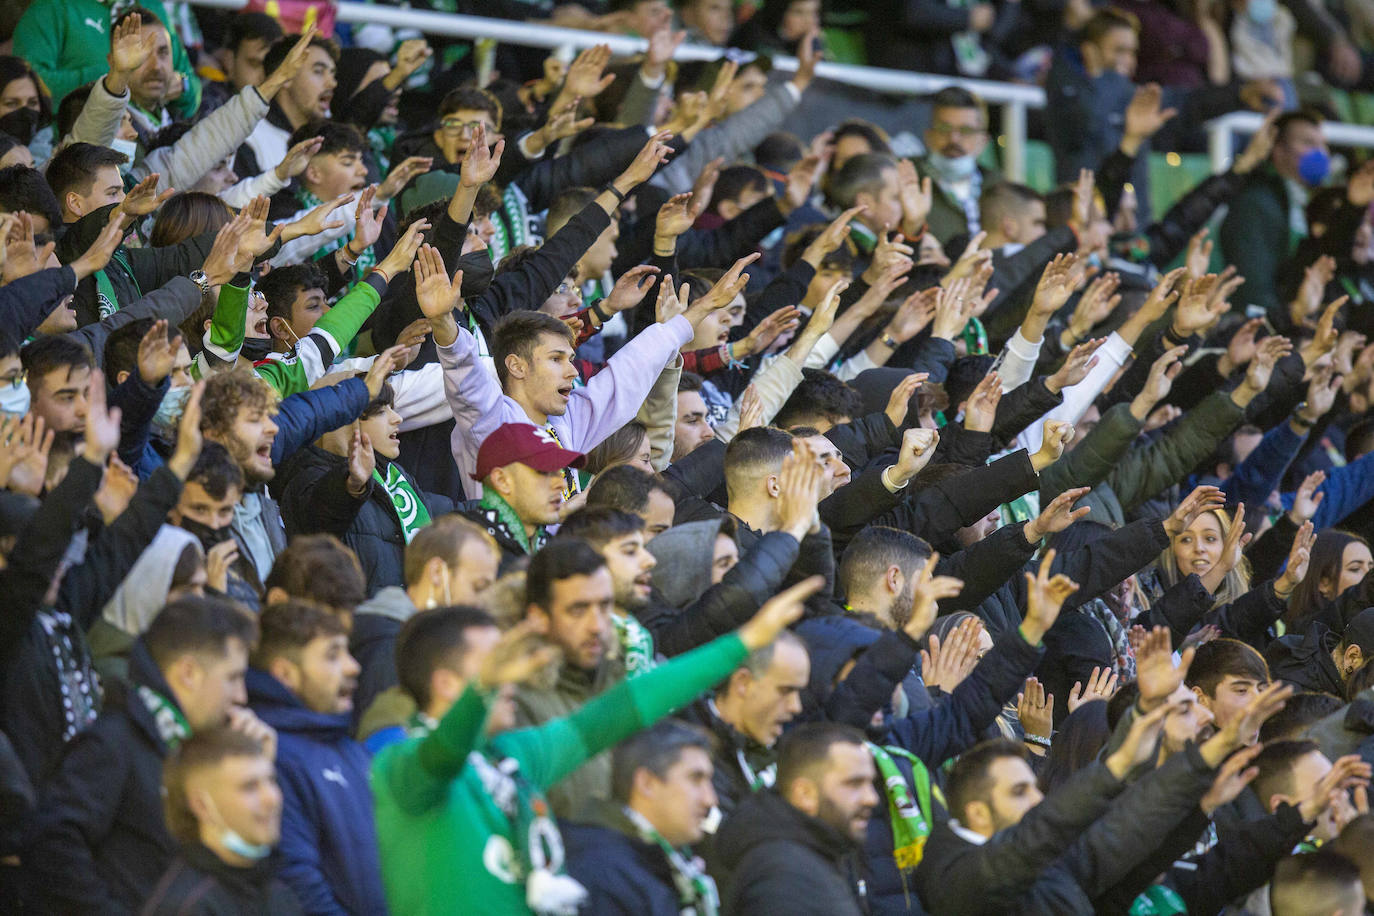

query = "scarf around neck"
[622,805,719,916]
[372,461,430,543]
[296,186,376,278]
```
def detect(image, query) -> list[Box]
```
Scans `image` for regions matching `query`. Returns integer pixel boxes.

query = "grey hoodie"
[646,519,728,608]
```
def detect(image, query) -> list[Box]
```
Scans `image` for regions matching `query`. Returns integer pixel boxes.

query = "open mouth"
[319,92,333,108]
[556,385,573,400]
[256,441,273,462]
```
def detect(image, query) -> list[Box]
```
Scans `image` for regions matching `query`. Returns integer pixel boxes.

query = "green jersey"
[370,632,748,916]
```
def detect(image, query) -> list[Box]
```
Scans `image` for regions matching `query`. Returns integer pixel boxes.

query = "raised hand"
[1123,82,1178,149]
[364,345,407,399]
[602,265,661,316]
[0,413,53,496]
[107,11,157,89]
[904,552,965,641]
[1106,698,1175,778]
[1218,317,1263,378]
[920,615,982,693]
[803,205,864,267]
[705,59,739,121]
[615,131,674,192]
[1031,253,1082,317]
[883,371,927,428]
[1288,470,1326,525]
[685,253,759,327]
[1237,336,1293,401]
[1185,227,1213,280]
[200,212,252,286]
[655,192,699,240]
[477,619,562,689]
[82,368,121,465]
[887,287,938,345]
[1047,338,1104,394]
[116,173,175,220]
[561,44,617,101]
[1135,626,1194,712]
[2,212,55,281]
[962,371,1003,433]
[204,538,240,594]
[1164,484,1226,537]
[413,244,465,320]
[226,706,277,761]
[351,186,385,257]
[137,320,181,385]
[1136,267,1188,327]
[258,25,319,101]
[282,190,352,242]
[654,273,690,324]
[1066,272,1121,343]
[389,38,433,86]
[1029,419,1074,472]
[94,454,139,524]
[888,427,939,489]
[1275,520,1317,598]
[166,381,204,480]
[776,442,824,540]
[1199,741,1264,816]
[274,135,324,182]
[790,28,822,92]
[942,232,992,286]
[868,232,916,283]
[1299,363,1342,427]
[1130,344,1188,422]
[1308,295,1348,361]
[1018,677,1054,741]
[236,195,284,261]
[688,156,723,217]
[345,425,376,496]
[378,156,433,201]
[780,154,823,214]
[896,159,933,235]
[738,576,826,650]
[1067,666,1119,713]
[376,218,431,278]
[1200,503,1251,595]
[1024,486,1091,544]
[1171,275,1229,338]
[71,211,127,281]
[1206,681,1295,761]
[1292,255,1337,328]
[1020,549,1080,644]
[736,305,801,359]
[737,384,764,433]
[1234,106,1280,174]
[931,276,976,340]
[460,123,505,188]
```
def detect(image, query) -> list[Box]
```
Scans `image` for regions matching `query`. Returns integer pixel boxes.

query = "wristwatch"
[188,270,210,298]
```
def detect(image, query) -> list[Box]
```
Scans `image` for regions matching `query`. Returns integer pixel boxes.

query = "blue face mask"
[222,827,272,861]
[0,382,31,417]
[151,386,189,440]
[1248,0,1277,24]
[1299,147,1331,187]
[927,150,978,182]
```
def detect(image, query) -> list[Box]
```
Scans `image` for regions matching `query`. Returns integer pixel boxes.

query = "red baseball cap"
[472,423,586,482]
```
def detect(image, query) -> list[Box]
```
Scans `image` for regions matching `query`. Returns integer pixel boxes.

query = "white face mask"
[202,792,272,861]
[111,137,139,173]
[0,382,31,417]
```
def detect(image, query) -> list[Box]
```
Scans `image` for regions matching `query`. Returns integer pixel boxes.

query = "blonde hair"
[1157,508,1251,608]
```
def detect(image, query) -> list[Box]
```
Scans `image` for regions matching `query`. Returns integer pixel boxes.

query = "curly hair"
[199,368,277,438]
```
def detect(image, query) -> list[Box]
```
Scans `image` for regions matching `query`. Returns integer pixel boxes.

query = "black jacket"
[0,459,183,784]
[715,789,866,916]
[683,699,774,824]
[1265,620,1345,696]
[25,641,182,915]
[563,801,695,916]
[277,445,453,596]
[140,843,304,916]
[916,745,1218,916]
[639,530,799,657]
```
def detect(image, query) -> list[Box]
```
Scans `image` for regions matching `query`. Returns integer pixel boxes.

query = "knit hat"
[473,423,585,482]
[334,47,390,109]
[1341,607,1374,655]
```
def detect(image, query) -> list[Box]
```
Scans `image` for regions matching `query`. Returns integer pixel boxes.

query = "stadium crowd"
[0,0,1373,913]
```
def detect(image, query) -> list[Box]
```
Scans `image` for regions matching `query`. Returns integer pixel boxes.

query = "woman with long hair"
[1285,529,1373,631]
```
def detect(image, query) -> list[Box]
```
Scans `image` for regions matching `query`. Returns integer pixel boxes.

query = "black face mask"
[240,337,273,362]
[457,250,495,299]
[177,518,234,553]
[0,107,42,146]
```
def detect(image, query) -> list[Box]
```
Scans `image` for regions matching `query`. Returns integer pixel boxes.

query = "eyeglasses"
[929,124,987,141]
[440,118,492,132]
[555,282,584,300]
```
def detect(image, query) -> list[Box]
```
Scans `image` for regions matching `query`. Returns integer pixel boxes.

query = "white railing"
[1208,109,1374,172]
[187,0,1045,179]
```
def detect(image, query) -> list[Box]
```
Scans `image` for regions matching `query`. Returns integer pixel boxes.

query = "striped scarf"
[296,186,376,280]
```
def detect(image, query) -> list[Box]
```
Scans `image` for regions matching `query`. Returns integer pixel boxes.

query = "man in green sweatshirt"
[13,0,200,115]
[369,564,822,916]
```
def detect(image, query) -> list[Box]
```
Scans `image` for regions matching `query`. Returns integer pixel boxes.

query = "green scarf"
[296,187,376,279]
[138,684,191,750]
[367,125,397,174]
[490,182,532,264]
[868,743,939,874]
[373,461,431,543]
[961,315,989,355]
[612,612,655,678]
[622,806,719,916]
[94,250,140,318]
[479,485,544,555]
